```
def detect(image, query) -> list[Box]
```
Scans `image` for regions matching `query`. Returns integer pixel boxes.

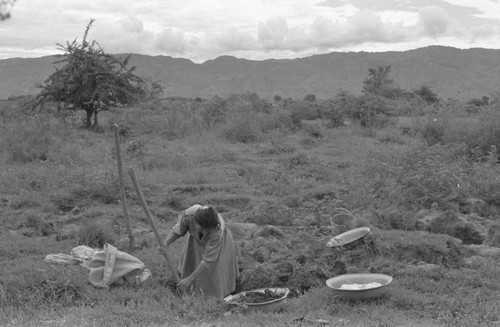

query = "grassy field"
[1,96,500,327]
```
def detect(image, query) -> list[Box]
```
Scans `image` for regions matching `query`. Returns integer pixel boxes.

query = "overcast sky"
[1,0,500,63]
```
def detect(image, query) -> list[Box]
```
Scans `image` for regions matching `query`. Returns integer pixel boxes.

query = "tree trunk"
[57,101,66,123]
[92,109,98,127]
[85,109,92,128]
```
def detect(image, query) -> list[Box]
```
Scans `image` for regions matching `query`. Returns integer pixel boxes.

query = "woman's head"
[194,206,220,229]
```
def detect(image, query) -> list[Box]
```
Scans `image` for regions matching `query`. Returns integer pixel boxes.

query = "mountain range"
[1,45,499,101]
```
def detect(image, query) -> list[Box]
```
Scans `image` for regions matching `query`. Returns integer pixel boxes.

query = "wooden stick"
[113,124,135,251]
[128,168,181,285]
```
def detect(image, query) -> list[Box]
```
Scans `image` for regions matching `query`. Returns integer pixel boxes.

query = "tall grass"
[1,117,55,163]
[1,96,500,326]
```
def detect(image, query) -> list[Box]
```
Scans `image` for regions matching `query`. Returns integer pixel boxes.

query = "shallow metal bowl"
[223,287,289,312]
[326,273,393,300]
[326,227,370,247]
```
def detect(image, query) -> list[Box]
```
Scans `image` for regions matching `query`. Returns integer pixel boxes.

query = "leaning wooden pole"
[128,168,182,287]
[113,124,134,250]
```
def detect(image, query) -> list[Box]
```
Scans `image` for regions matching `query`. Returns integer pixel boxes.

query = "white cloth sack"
[44,245,98,267]
[87,243,146,288]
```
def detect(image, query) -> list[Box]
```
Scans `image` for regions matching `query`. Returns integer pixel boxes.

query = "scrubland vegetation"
[1,23,500,325]
[1,79,500,327]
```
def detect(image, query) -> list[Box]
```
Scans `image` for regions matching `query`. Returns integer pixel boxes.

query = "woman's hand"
[177,277,194,293]
[158,246,169,257]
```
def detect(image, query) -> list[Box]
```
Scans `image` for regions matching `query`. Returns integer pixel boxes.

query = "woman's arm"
[164,230,181,246]
[177,263,208,291]
[177,232,222,291]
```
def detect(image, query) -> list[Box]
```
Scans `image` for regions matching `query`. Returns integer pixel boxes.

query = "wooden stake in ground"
[128,168,182,286]
[113,124,134,250]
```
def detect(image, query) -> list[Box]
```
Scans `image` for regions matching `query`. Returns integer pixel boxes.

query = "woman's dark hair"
[194,206,219,229]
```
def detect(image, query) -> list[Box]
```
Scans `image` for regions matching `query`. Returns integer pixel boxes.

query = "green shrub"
[323,108,345,128]
[376,129,406,144]
[113,103,202,140]
[350,94,391,127]
[420,120,445,146]
[51,181,119,213]
[303,94,316,102]
[160,192,187,211]
[221,104,261,143]
[259,109,294,133]
[301,119,325,138]
[139,153,182,171]
[394,144,469,209]
[162,106,201,140]
[125,139,145,157]
[76,221,116,248]
[258,130,296,155]
[466,147,500,203]
[288,101,321,126]
[447,113,500,160]
[371,206,418,230]
[2,120,54,163]
[285,153,310,169]
[359,127,377,138]
[201,96,228,127]
[10,198,42,210]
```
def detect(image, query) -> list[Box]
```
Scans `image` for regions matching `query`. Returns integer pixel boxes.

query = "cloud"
[120,17,143,33]
[245,8,414,54]
[258,17,289,49]
[90,18,155,54]
[3,0,500,62]
[283,10,410,51]
[441,0,500,20]
[469,23,500,42]
[155,28,189,55]
[418,6,452,36]
[217,28,257,51]
[346,10,387,41]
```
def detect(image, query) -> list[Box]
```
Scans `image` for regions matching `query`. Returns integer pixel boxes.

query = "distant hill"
[1,45,499,100]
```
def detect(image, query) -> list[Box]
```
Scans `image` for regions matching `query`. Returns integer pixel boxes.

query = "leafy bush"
[162,106,201,140]
[443,111,500,160]
[259,109,294,134]
[258,130,296,155]
[350,94,395,128]
[125,139,145,157]
[413,85,440,104]
[465,147,500,204]
[393,144,470,209]
[2,119,54,163]
[10,197,42,210]
[77,182,119,205]
[288,101,322,126]
[301,119,325,138]
[371,206,419,230]
[200,96,228,127]
[323,107,345,128]
[303,94,316,102]
[221,104,261,143]
[76,221,116,248]
[362,65,403,99]
[285,153,310,169]
[51,181,119,212]
[420,119,445,146]
[376,128,406,145]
